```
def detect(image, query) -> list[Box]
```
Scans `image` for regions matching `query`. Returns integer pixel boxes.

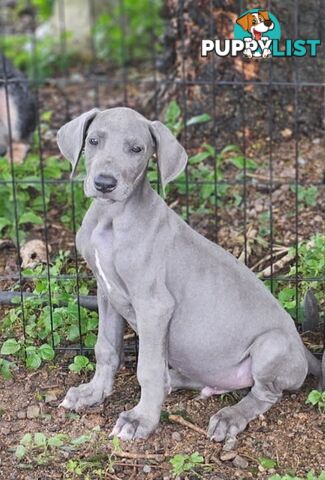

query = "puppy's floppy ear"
[236,13,251,31]
[258,10,270,21]
[149,120,188,193]
[57,108,100,177]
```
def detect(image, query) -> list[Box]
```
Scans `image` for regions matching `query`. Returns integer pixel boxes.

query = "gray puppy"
[0,54,36,163]
[57,107,324,442]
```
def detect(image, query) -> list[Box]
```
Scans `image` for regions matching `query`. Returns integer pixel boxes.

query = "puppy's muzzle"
[94,174,118,193]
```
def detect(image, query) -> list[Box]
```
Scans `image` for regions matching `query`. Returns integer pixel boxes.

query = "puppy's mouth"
[252,29,262,41]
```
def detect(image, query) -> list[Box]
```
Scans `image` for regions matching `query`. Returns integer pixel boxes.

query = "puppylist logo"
[202,9,321,59]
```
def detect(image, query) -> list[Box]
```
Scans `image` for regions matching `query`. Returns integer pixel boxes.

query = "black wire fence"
[0,0,324,365]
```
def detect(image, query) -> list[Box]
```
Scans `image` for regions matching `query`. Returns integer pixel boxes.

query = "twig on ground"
[257,251,294,278]
[169,414,207,436]
[105,472,123,480]
[250,246,289,272]
[245,172,284,182]
[238,225,257,264]
[113,450,166,461]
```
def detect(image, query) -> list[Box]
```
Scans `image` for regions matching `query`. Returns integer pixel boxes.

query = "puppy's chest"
[88,225,136,327]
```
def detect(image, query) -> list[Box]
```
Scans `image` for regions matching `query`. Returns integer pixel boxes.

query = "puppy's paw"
[110,408,158,441]
[207,406,248,442]
[59,382,108,410]
[262,48,271,58]
[243,49,253,58]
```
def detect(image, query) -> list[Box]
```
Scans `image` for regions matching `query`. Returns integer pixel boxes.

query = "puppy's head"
[57,107,187,202]
[236,10,274,40]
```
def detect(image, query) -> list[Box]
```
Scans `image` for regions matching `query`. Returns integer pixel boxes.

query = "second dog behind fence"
[0,54,36,164]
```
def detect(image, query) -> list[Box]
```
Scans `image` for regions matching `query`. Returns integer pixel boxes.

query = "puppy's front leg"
[60,285,125,410]
[111,296,173,440]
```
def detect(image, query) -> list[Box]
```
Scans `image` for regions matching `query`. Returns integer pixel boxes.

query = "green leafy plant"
[16,0,54,21]
[0,338,54,371]
[0,32,73,81]
[69,355,94,374]
[107,436,122,473]
[272,234,325,322]
[258,210,271,237]
[93,0,164,65]
[155,101,257,216]
[306,390,325,412]
[290,185,319,207]
[170,452,205,477]
[164,100,212,138]
[170,142,253,216]
[0,140,90,242]
[15,431,69,464]
[259,457,278,469]
[15,430,96,466]
[0,357,15,379]
[0,250,97,378]
[66,458,103,478]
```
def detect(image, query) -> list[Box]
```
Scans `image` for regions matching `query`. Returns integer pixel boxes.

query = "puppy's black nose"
[0,145,7,157]
[264,20,272,27]
[94,174,117,193]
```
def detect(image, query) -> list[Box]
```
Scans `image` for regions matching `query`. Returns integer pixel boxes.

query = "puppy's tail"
[304,347,324,390]
[303,289,324,390]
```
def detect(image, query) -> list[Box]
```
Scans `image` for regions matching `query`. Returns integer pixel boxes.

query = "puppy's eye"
[252,18,257,24]
[131,146,142,153]
[89,138,98,146]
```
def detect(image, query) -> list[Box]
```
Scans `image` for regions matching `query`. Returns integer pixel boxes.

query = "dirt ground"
[0,351,324,480]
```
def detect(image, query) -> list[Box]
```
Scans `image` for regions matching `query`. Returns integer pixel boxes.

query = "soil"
[0,353,324,480]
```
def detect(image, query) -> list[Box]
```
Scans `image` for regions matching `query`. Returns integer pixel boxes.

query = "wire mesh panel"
[0,0,324,372]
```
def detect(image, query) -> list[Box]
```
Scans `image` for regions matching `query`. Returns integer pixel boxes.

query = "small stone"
[143,465,151,474]
[312,138,320,144]
[281,128,292,140]
[17,410,26,420]
[27,405,40,419]
[220,451,237,461]
[45,392,57,403]
[255,203,264,213]
[70,73,84,83]
[233,455,249,469]
[223,436,238,451]
[171,431,182,442]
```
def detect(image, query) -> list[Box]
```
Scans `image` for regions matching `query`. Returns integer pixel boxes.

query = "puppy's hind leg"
[208,329,308,442]
[169,368,204,392]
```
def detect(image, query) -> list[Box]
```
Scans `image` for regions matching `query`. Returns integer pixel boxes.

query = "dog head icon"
[236,10,274,41]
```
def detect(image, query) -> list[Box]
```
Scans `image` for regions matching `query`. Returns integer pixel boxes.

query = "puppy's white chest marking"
[95,249,112,293]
